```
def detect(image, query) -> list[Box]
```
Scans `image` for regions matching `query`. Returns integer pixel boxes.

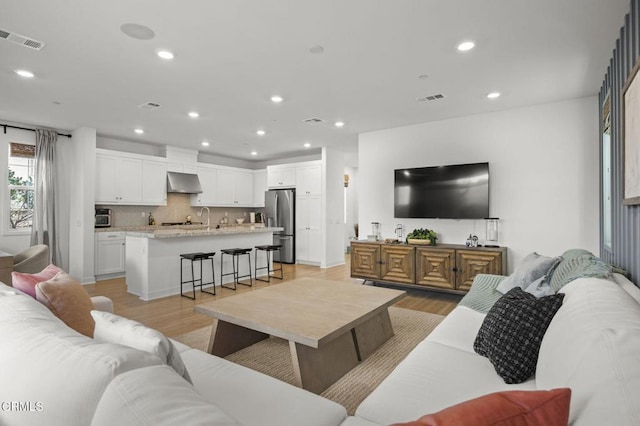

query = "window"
[602,96,612,250]
[8,143,35,231]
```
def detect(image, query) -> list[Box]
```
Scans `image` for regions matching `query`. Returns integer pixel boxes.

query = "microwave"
[95,208,112,228]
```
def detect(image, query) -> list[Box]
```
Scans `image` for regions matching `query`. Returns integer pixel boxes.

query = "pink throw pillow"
[12,264,62,298]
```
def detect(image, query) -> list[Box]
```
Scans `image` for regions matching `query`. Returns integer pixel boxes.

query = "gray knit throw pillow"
[474,287,564,384]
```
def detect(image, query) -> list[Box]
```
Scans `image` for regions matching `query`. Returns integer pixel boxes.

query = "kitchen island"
[124,226,283,300]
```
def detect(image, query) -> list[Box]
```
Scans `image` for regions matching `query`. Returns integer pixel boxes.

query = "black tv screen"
[394,162,489,219]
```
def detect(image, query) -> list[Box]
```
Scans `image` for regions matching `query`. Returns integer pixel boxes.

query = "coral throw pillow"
[391,388,571,426]
[35,271,95,337]
[11,264,62,298]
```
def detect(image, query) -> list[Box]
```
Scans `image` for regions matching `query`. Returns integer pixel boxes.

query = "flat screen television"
[394,162,489,219]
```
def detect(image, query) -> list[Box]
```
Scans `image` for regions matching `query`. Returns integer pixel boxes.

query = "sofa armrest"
[91,296,113,313]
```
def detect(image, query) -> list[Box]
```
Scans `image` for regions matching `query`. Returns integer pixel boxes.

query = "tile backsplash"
[98,193,262,227]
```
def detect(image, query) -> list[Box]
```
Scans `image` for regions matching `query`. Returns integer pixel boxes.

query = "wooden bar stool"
[220,248,253,290]
[180,252,216,299]
[254,245,283,282]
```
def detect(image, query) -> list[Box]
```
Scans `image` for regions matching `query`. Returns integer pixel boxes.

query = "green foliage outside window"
[9,166,34,230]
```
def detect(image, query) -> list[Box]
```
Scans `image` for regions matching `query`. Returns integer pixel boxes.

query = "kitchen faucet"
[199,207,210,228]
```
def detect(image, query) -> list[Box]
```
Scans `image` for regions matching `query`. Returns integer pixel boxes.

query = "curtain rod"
[1,124,72,138]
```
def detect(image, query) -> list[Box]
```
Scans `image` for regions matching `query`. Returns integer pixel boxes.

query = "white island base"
[126,231,275,301]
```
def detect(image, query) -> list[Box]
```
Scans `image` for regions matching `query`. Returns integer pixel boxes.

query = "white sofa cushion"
[180,348,347,426]
[536,277,640,425]
[91,365,240,426]
[91,310,191,383]
[0,284,162,426]
[354,339,535,425]
[425,305,484,353]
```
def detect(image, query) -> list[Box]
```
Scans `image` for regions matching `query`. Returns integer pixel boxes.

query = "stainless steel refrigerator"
[264,189,295,263]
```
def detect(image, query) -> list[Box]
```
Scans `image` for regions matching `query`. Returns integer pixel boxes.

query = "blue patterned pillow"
[474,287,564,384]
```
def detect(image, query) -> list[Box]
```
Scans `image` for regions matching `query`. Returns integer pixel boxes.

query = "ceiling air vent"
[138,101,161,110]
[417,94,446,102]
[304,117,326,125]
[0,29,46,50]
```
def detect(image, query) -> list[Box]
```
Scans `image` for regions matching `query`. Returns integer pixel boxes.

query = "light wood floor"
[85,256,461,339]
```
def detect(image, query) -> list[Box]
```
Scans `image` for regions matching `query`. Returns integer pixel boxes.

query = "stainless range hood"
[166,171,202,194]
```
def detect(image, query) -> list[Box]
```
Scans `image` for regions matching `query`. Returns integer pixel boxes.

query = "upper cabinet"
[267,166,296,188]
[216,168,253,206]
[191,165,254,207]
[142,160,168,205]
[253,169,267,207]
[192,165,218,206]
[96,150,166,206]
[295,164,321,197]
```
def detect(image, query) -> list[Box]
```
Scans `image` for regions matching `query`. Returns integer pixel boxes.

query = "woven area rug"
[175,307,444,414]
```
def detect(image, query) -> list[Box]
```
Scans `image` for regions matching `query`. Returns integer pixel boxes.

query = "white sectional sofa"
[0,282,347,426]
[351,272,640,426]
[2,250,640,425]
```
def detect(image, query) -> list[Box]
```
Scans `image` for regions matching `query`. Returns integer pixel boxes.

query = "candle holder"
[485,218,500,247]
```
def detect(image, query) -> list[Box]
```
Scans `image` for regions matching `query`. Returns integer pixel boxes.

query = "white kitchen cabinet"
[96,150,167,206]
[142,160,168,205]
[191,165,217,206]
[192,166,253,207]
[253,169,267,207]
[169,163,197,174]
[296,164,321,196]
[234,171,253,205]
[216,169,235,205]
[296,196,322,264]
[95,232,126,276]
[267,166,296,188]
[215,168,253,206]
[96,153,142,204]
[96,154,118,202]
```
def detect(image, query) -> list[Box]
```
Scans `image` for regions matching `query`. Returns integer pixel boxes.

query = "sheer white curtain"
[30,129,61,265]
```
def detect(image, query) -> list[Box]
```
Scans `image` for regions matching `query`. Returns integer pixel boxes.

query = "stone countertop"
[106,225,283,239]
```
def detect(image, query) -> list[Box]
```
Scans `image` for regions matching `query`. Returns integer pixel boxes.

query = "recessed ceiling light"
[256,130,266,136]
[271,95,283,103]
[457,41,475,52]
[15,69,34,78]
[201,141,209,147]
[188,111,199,118]
[251,151,257,156]
[120,23,155,40]
[156,49,175,60]
[335,121,345,128]
[309,45,324,54]
[134,128,144,135]
[487,92,501,99]
[304,143,311,148]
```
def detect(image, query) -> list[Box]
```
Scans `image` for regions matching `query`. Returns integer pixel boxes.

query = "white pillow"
[91,310,192,383]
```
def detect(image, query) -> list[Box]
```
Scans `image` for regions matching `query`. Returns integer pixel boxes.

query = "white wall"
[358,97,599,272]
[68,127,97,284]
[344,166,359,247]
[322,147,346,268]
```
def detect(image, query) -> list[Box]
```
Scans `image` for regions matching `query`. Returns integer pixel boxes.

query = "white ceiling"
[0,0,629,162]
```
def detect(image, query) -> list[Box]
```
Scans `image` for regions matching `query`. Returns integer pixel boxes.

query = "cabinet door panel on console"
[380,245,415,284]
[351,243,381,280]
[456,250,504,291]
[416,248,456,290]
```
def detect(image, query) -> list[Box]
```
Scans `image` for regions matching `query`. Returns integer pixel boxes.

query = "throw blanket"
[459,249,614,314]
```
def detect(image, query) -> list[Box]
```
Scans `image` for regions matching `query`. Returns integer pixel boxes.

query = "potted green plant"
[406,228,438,246]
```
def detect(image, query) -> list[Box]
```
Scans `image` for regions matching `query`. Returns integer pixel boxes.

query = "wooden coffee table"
[195,278,405,393]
